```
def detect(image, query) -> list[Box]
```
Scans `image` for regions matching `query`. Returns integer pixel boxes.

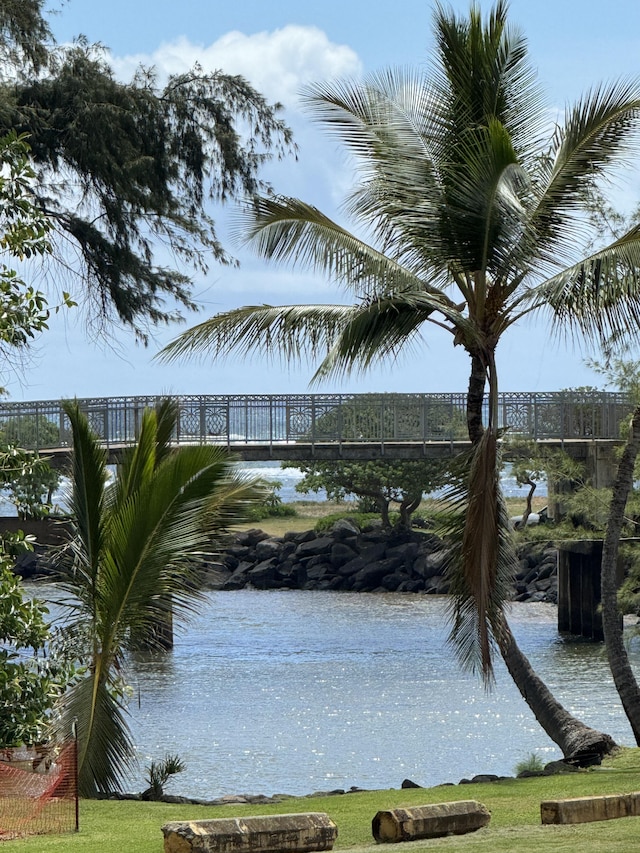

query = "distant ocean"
[239,460,548,504]
[0,460,547,517]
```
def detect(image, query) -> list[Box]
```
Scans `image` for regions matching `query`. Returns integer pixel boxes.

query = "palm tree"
[53,399,261,796]
[600,404,640,743]
[160,2,640,759]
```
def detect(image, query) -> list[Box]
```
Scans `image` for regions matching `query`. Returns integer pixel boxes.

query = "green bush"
[245,503,297,522]
[514,752,545,775]
[314,511,391,533]
[244,479,298,522]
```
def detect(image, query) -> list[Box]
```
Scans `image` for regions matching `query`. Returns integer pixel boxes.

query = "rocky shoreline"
[100,759,583,806]
[14,517,558,605]
[202,518,558,604]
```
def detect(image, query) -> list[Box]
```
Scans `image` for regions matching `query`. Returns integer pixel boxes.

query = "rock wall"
[207,519,558,603]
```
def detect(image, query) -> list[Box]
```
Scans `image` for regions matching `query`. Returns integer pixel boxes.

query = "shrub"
[314,511,388,533]
[143,753,186,800]
[514,752,545,776]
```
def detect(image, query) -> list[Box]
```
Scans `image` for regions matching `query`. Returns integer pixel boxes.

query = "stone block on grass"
[371,801,491,843]
[541,792,640,824]
[162,812,338,853]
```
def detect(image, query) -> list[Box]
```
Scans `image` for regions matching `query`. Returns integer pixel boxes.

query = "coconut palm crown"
[161,2,640,705]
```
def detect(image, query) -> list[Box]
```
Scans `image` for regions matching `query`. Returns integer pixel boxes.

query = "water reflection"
[27,586,639,798]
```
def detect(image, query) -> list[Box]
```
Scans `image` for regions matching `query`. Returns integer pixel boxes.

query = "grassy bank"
[10,749,640,852]
[235,496,549,538]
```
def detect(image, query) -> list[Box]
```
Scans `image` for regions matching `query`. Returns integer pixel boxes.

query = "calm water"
[101,590,636,799]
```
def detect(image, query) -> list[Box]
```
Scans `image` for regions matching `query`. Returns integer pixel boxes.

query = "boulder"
[284,529,317,544]
[246,559,279,588]
[352,557,404,589]
[330,518,360,539]
[415,551,448,580]
[235,529,270,547]
[336,556,366,577]
[330,542,359,566]
[254,539,284,561]
[386,541,420,563]
[295,537,335,559]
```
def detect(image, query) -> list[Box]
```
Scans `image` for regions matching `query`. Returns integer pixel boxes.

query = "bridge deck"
[0,391,630,460]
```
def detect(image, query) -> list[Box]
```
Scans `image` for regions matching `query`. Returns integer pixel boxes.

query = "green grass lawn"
[7,748,640,853]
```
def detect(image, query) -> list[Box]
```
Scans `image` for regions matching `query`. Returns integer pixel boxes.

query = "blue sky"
[10,0,640,401]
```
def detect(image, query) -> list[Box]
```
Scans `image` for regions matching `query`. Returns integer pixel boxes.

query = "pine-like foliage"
[0,3,294,339]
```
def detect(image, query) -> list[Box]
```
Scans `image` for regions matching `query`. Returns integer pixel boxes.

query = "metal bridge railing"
[0,391,630,453]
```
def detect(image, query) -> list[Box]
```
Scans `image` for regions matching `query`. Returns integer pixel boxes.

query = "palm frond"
[438,118,530,278]
[435,433,518,681]
[302,68,437,166]
[153,398,179,465]
[54,666,134,796]
[302,70,446,270]
[431,0,548,166]
[61,400,107,592]
[159,303,359,367]
[313,290,472,381]
[100,446,249,647]
[235,195,452,301]
[116,407,159,503]
[526,224,640,345]
[528,80,640,262]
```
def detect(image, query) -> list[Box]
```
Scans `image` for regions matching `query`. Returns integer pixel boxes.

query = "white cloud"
[109,25,362,108]
[107,26,363,223]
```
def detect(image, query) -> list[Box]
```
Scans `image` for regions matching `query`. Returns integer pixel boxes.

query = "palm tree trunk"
[467,352,486,444]
[494,611,617,758]
[601,405,640,744]
[465,354,617,759]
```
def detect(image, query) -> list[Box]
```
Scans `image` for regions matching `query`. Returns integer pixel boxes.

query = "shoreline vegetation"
[234,495,550,536]
[9,748,640,853]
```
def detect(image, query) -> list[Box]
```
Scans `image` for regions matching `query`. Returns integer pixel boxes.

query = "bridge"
[0,392,630,478]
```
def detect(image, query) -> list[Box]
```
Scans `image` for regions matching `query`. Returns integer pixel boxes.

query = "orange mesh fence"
[0,742,78,840]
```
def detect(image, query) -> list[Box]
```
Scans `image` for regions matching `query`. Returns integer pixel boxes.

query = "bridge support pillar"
[557,541,623,641]
[585,442,619,490]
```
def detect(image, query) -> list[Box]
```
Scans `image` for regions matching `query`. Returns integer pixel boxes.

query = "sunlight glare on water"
[111,590,635,799]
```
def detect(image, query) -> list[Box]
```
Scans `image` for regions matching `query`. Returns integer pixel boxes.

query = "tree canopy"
[285,457,449,528]
[0,1,294,340]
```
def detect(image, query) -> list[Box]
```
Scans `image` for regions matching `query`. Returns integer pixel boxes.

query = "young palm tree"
[53,399,261,796]
[160,2,640,758]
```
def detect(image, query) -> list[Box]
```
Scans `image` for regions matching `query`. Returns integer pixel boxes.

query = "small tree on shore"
[284,458,449,529]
